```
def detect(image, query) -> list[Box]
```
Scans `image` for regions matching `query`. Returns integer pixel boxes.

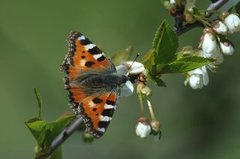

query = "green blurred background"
[0,0,240,158]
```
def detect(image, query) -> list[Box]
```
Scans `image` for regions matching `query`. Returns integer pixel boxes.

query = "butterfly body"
[76,72,127,91]
[61,32,128,138]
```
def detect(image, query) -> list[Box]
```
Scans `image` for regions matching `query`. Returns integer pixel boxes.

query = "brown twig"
[37,116,83,159]
[207,0,229,12]
[175,0,229,36]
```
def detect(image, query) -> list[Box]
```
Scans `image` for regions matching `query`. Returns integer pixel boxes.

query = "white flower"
[125,61,145,75]
[224,14,240,33]
[116,61,145,97]
[185,66,209,89]
[200,40,223,67]
[116,64,134,97]
[202,46,221,59]
[189,74,203,89]
[136,120,151,138]
[116,61,145,75]
[201,29,218,56]
[120,80,134,97]
[220,41,234,55]
[212,20,228,35]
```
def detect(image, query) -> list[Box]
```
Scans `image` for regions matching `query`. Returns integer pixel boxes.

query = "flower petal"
[201,32,218,54]
[220,41,234,55]
[212,20,228,35]
[136,122,151,138]
[120,80,134,97]
[224,14,240,33]
[189,74,204,89]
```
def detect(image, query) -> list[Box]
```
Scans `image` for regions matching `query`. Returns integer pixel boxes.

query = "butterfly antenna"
[126,53,140,74]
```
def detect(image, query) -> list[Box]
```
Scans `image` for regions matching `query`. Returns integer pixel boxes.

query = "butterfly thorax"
[76,73,127,94]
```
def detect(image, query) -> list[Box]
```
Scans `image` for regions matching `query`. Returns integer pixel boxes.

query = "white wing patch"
[78,35,86,40]
[104,104,116,109]
[97,128,106,132]
[100,115,112,122]
[93,53,105,60]
[84,44,96,50]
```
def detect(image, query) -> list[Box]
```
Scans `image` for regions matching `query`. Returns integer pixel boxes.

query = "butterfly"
[60,31,130,138]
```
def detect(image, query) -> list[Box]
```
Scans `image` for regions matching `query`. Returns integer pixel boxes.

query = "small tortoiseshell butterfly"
[60,32,129,138]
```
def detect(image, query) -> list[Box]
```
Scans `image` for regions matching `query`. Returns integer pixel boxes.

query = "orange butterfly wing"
[80,91,119,138]
[61,31,116,80]
[61,31,116,103]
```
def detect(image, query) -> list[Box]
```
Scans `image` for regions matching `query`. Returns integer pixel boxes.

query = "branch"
[37,116,83,159]
[175,21,203,36]
[207,0,229,11]
[175,0,229,36]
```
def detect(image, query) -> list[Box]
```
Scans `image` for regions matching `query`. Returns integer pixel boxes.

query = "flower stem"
[147,99,157,121]
[138,94,145,115]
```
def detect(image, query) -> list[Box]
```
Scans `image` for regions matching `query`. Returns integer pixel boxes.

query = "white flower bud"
[200,35,222,66]
[150,120,160,134]
[136,121,151,138]
[224,14,240,33]
[186,66,209,89]
[189,74,203,89]
[220,41,234,55]
[201,29,218,56]
[202,47,221,59]
[212,20,228,35]
[136,117,151,138]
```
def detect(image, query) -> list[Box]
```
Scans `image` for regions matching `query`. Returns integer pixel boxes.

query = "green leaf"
[25,114,74,151]
[159,56,212,74]
[34,88,42,120]
[153,20,178,64]
[147,70,166,87]
[141,49,155,70]
[111,46,133,65]
[141,21,178,87]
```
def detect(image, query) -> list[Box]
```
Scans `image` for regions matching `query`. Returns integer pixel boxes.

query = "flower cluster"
[117,61,161,139]
[136,74,161,139]
[185,13,240,89]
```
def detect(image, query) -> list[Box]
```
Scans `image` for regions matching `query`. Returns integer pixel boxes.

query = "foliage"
[141,21,211,86]
[25,88,74,158]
